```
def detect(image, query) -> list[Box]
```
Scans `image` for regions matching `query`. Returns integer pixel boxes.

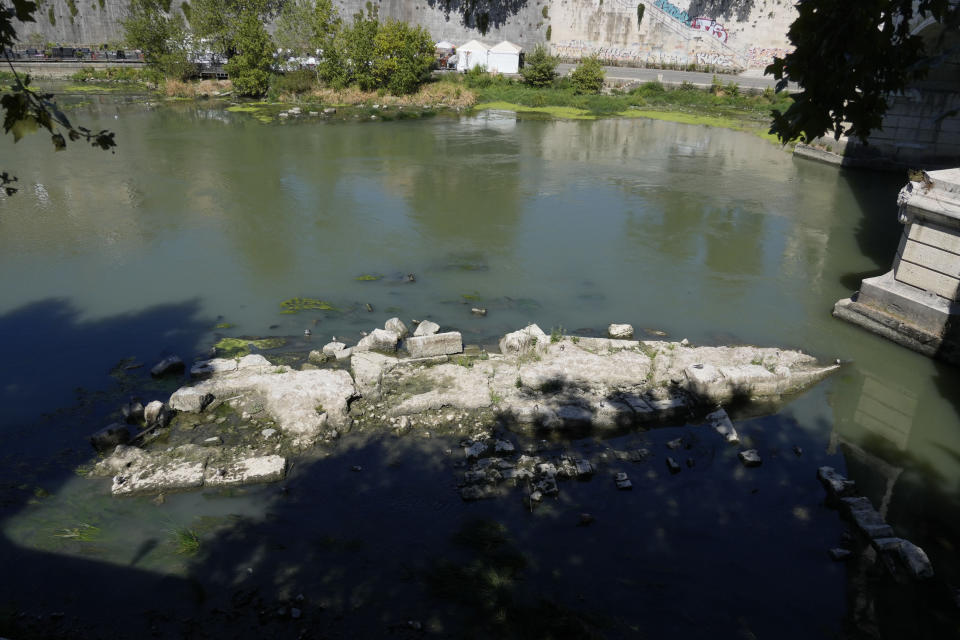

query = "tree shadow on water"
[0,297,214,639]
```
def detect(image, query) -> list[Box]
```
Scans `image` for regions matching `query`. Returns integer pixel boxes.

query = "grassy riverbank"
[58,67,791,141]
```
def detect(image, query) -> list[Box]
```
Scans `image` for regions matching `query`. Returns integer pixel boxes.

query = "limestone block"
[112,460,207,495]
[498,324,546,355]
[204,455,287,486]
[607,323,634,339]
[407,332,463,358]
[355,329,399,353]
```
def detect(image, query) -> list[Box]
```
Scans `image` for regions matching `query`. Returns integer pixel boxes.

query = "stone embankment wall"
[13,0,796,70]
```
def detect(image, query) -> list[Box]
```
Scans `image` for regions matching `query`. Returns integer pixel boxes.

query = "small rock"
[528,490,543,503]
[413,320,440,337]
[89,423,131,452]
[304,328,312,337]
[322,341,346,356]
[335,347,353,361]
[308,350,328,364]
[898,539,934,579]
[614,472,632,490]
[291,608,302,619]
[143,400,165,426]
[150,355,184,377]
[793,445,803,457]
[407,620,422,630]
[607,323,634,339]
[471,307,487,316]
[323,107,336,114]
[817,466,856,498]
[578,513,595,526]
[464,441,488,459]
[121,400,145,424]
[666,457,681,474]
[202,436,222,446]
[351,465,362,472]
[666,437,683,450]
[406,273,416,282]
[262,428,277,439]
[829,548,852,561]
[680,338,690,346]
[385,317,409,338]
[738,449,762,467]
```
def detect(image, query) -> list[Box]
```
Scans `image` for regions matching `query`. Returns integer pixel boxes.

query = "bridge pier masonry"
[834,168,960,364]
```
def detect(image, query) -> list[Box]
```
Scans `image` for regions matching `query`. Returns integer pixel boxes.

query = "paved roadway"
[556,63,792,91]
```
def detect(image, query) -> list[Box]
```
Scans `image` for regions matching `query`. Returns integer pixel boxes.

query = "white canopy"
[490,40,522,53]
[435,40,455,50]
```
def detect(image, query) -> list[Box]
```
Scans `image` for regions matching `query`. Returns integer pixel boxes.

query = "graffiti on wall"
[746,46,792,68]
[553,40,693,66]
[653,0,692,26]
[695,51,734,67]
[689,16,728,43]
[554,40,742,68]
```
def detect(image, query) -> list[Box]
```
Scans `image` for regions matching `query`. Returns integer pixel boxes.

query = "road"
[556,63,792,91]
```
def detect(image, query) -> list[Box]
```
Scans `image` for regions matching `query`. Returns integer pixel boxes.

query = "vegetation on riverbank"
[62,63,790,140]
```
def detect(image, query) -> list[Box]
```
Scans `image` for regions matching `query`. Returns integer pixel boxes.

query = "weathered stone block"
[204,455,286,486]
[407,332,463,358]
[355,329,399,353]
[413,320,440,336]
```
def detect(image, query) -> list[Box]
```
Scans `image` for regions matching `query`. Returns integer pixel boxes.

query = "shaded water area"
[1,95,959,638]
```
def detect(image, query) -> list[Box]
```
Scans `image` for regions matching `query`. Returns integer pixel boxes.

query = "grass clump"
[171,527,200,555]
[355,274,383,281]
[550,326,564,343]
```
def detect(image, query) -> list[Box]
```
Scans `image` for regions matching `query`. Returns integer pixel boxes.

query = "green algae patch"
[355,274,383,281]
[227,102,286,123]
[214,337,287,358]
[473,101,597,120]
[213,322,234,329]
[280,297,337,314]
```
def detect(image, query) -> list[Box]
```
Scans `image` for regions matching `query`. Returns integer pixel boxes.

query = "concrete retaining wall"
[12,0,796,67]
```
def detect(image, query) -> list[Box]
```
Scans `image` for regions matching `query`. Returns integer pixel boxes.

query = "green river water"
[0,95,958,638]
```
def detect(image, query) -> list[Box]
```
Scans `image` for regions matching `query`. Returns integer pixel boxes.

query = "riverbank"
[55,68,792,141]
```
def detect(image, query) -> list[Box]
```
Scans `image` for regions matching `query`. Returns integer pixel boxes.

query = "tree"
[768,0,960,143]
[371,19,433,95]
[520,44,558,88]
[311,0,347,87]
[225,6,274,96]
[1,0,115,196]
[122,0,195,80]
[274,0,314,55]
[340,2,379,91]
[569,55,604,95]
[190,0,279,57]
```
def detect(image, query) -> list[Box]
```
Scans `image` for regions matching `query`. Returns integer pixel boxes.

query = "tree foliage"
[340,2,380,91]
[768,0,960,143]
[371,19,434,95]
[1,0,115,196]
[520,44,558,88]
[569,55,605,95]
[224,6,274,96]
[122,0,195,80]
[311,0,346,87]
[274,0,314,54]
[190,0,279,56]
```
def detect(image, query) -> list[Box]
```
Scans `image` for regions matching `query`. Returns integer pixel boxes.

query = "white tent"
[456,40,490,72]
[435,40,455,51]
[488,40,523,74]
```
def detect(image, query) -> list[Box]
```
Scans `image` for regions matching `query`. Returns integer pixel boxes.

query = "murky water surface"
[1,97,958,638]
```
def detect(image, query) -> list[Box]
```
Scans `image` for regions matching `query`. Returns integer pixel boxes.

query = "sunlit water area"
[0,95,958,638]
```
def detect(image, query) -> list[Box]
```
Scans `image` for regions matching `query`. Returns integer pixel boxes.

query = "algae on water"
[280,297,337,313]
[214,337,286,358]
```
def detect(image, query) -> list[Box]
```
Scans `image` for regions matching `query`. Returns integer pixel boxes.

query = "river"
[0,95,957,638]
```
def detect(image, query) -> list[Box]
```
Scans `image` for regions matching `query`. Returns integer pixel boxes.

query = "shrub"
[569,55,604,95]
[520,44,558,88]
[272,68,316,94]
[371,19,434,95]
[225,8,274,97]
[464,65,492,88]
